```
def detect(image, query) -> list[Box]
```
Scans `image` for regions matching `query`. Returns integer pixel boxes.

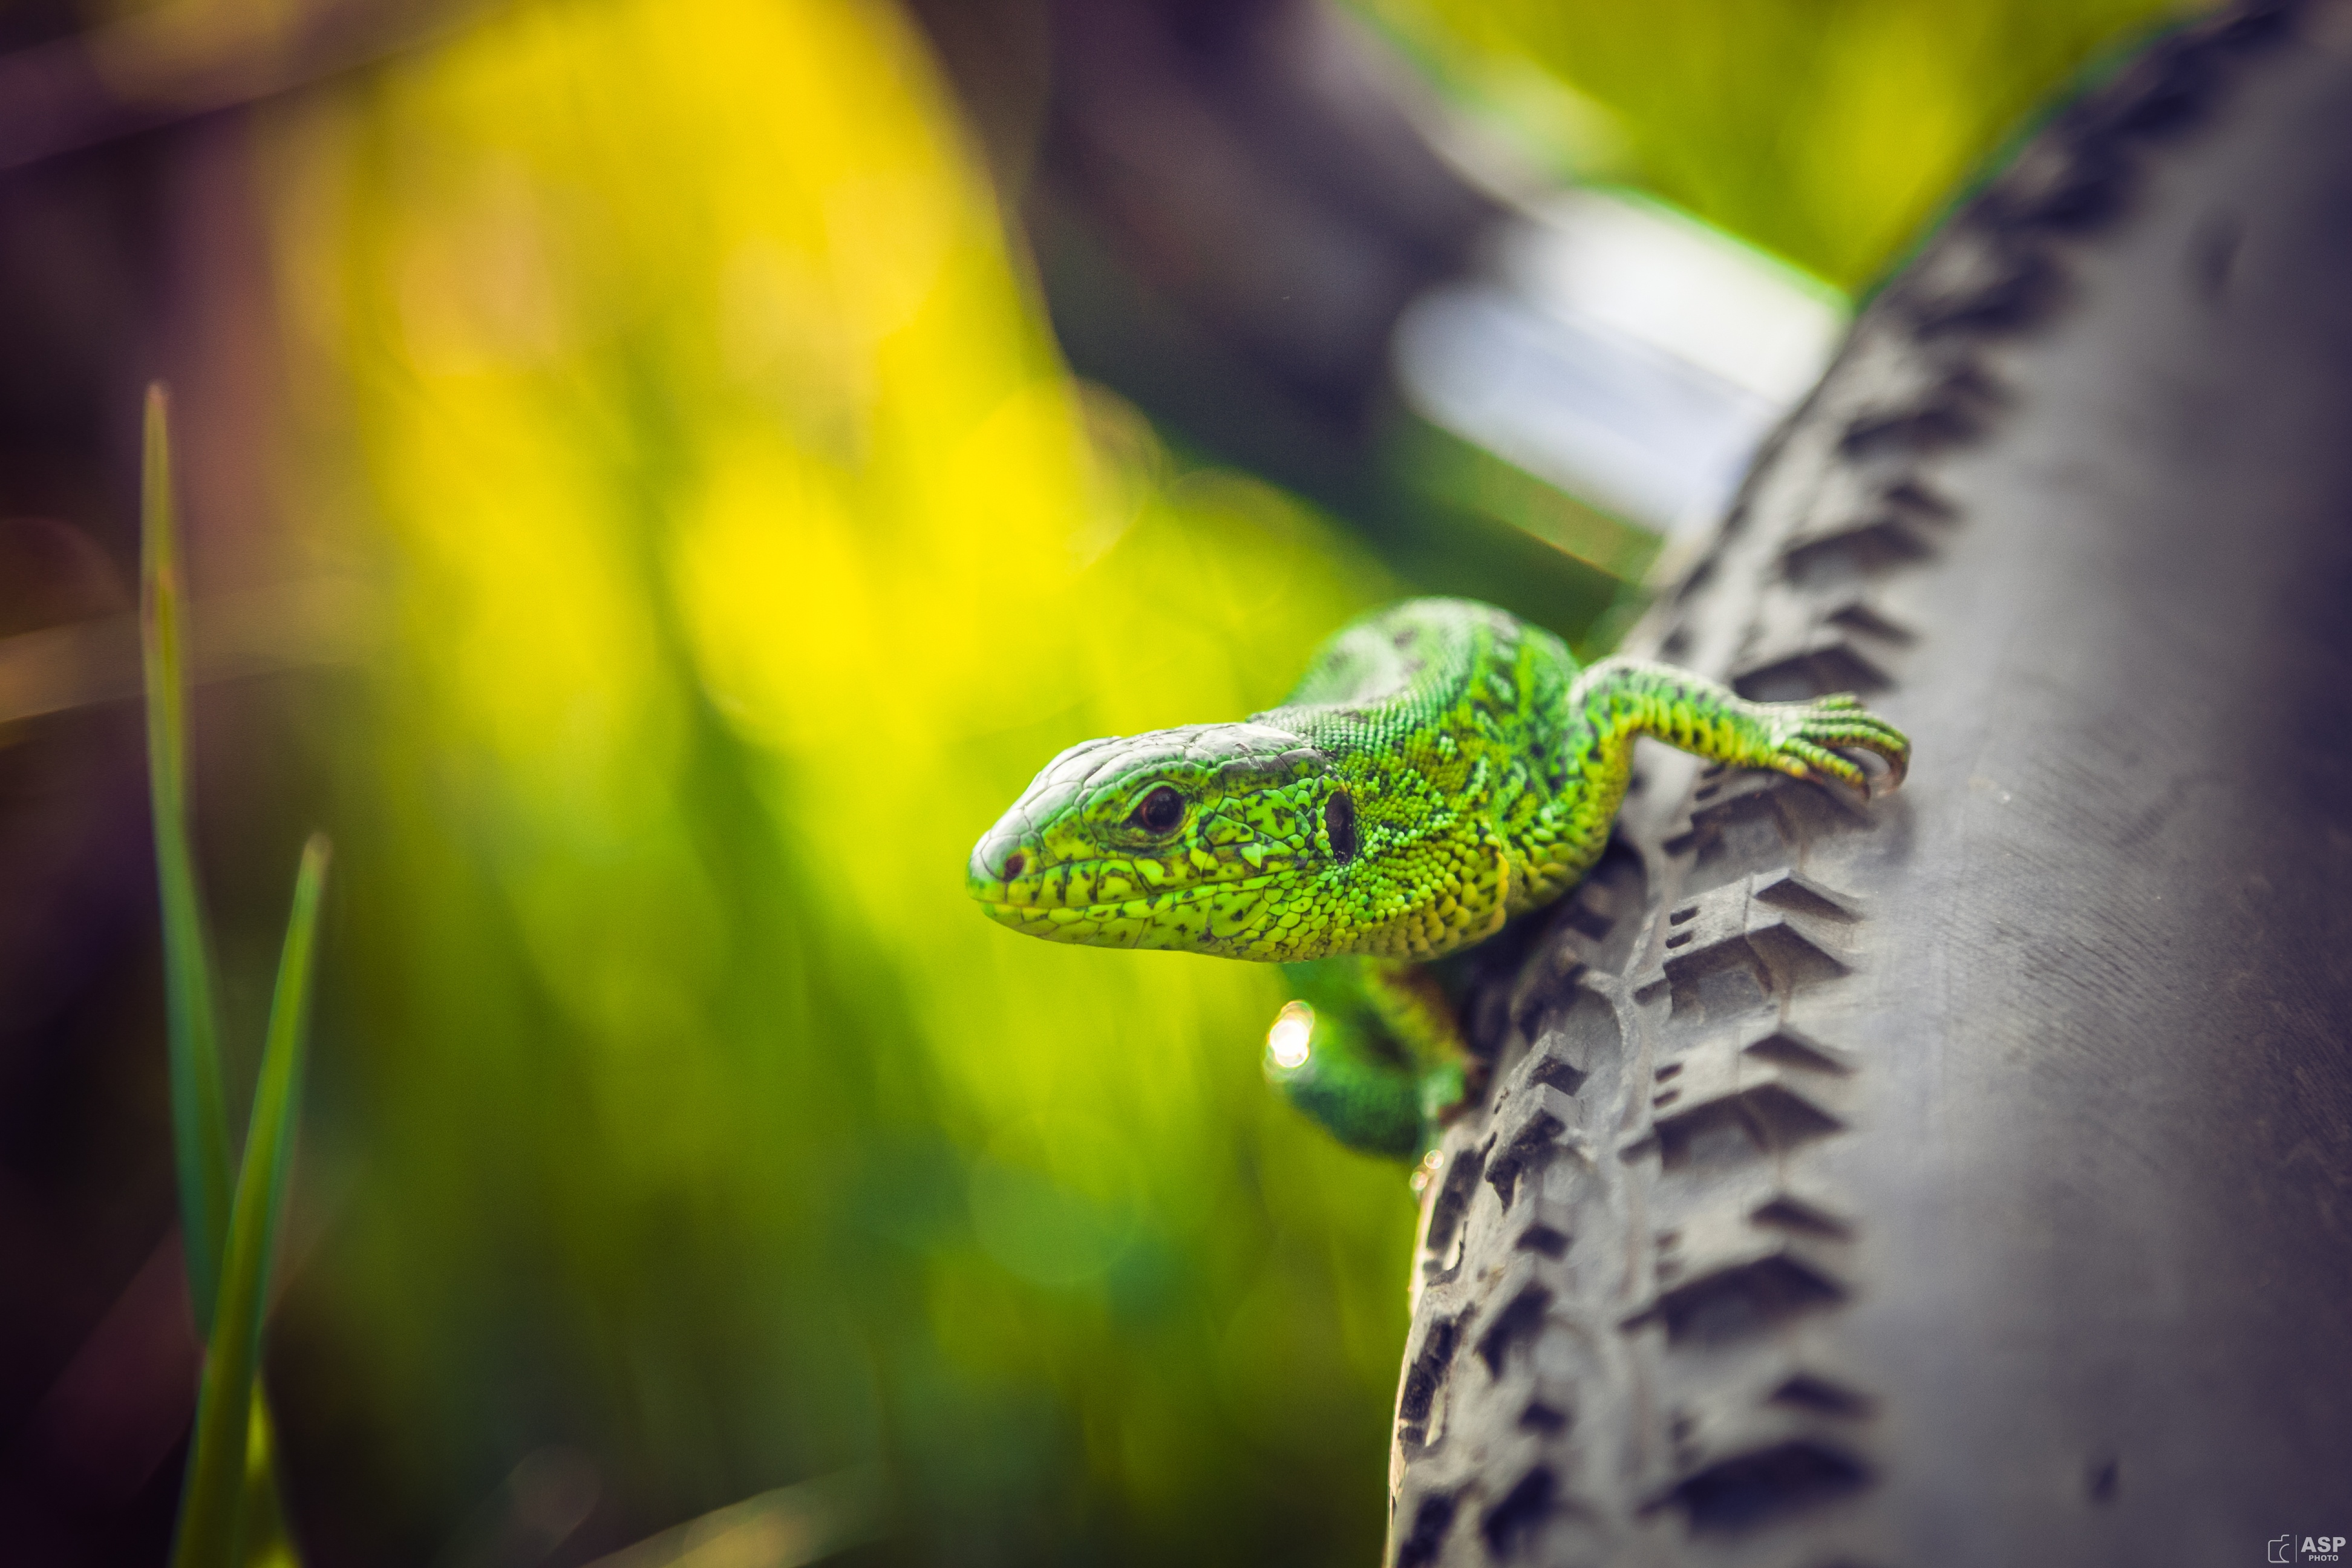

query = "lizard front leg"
[1536,656,1910,870]
[1262,956,1471,1160]
[1569,655,1910,789]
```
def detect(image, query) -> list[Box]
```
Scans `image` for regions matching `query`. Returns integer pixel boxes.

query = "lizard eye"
[1324,788,1357,863]
[1129,785,1186,834]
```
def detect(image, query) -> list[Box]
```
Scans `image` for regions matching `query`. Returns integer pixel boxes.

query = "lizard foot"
[1760,693,1911,794]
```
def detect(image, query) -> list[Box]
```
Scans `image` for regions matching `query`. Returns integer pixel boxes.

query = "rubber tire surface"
[1384,5,2352,1564]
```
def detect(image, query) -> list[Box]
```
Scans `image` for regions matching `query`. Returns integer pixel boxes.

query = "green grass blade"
[142,381,235,1334]
[171,832,331,1568]
[237,1398,299,1568]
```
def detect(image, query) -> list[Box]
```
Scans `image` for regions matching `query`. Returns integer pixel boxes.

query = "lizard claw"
[1767,693,1911,795]
[1780,737,1869,791]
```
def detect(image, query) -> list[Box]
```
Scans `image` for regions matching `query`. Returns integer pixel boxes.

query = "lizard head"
[967,722,1359,959]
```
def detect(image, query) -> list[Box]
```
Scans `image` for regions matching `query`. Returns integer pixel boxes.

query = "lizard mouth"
[974,874,1275,920]
[968,846,1285,915]
[973,871,1287,950]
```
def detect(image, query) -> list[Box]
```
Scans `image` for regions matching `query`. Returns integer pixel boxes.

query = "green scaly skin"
[967,597,1909,1160]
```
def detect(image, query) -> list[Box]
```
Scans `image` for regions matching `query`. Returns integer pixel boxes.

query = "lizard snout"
[967,818,1041,895]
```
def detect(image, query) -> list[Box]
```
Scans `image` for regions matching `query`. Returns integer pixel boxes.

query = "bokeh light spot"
[1269,1001,1315,1070]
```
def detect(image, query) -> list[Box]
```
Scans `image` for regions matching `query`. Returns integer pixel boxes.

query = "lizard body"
[968,597,1908,1158]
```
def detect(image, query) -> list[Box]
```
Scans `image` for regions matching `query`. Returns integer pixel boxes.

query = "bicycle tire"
[1385,4,2352,1563]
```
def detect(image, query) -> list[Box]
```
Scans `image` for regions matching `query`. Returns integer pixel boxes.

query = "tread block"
[1480,1465,1558,1559]
[1421,1140,1488,1282]
[1512,1191,1579,1263]
[1973,130,2126,234]
[1561,849,1645,944]
[1485,1085,1579,1208]
[1518,1399,1570,1434]
[1653,1077,1844,1171]
[1653,1247,1846,1345]
[1398,1310,1468,1450]
[1821,595,1918,643]
[1476,1281,1553,1376]
[1518,985,1618,1100]
[1742,581,1913,646]
[1741,1024,1854,1075]
[1667,1381,1868,1473]
[1676,763,1770,815]
[1750,1190,1855,1240]
[1514,1221,1571,1259]
[1658,883,1776,1017]
[1953,7,2257,239]
[1769,1370,1875,1416]
[2074,28,2220,141]
[1527,1050,1588,1098]
[1731,629,1895,703]
[1775,446,1961,586]
[1662,767,1871,866]
[1751,869,1860,922]
[1651,1046,1847,1171]
[1733,586,1914,701]
[1804,461,1959,531]
[1641,1207,1849,1344]
[1656,1361,1875,1513]
[1392,1487,1458,1568]
[1670,1437,1870,1533]
[1658,873,1857,1019]
[1837,358,2001,459]
[1892,229,2060,338]
[1780,515,1935,584]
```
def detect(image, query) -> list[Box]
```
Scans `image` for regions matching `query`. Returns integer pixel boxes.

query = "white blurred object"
[1395,190,1846,538]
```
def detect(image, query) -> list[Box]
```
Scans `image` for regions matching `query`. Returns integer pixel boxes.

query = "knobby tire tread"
[1383,4,2352,1563]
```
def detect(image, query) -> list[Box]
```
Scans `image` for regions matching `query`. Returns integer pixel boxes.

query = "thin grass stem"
[170,834,330,1568]
[142,381,235,1334]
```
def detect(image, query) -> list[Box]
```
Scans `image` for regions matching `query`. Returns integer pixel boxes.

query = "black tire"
[1385,5,2352,1564]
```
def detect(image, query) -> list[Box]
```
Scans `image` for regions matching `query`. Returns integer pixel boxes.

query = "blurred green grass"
[145,384,322,1568]
[205,0,2181,1560]
[1357,0,2178,288]
[267,5,1410,1558]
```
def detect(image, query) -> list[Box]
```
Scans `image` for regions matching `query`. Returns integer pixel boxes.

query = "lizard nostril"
[1001,852,1026,880]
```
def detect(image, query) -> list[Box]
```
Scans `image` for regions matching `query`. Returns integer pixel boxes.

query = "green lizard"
[967,597,1908,1160]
